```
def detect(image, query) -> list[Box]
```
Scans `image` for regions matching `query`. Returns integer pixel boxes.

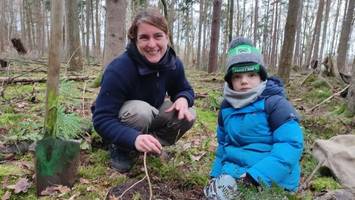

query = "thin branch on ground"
[307,85,350,113]
[117,152,153,200]
[301,160,325,190]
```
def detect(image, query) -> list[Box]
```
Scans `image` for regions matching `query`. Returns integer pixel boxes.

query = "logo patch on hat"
[230,64,260,73]
[228,44,258,57]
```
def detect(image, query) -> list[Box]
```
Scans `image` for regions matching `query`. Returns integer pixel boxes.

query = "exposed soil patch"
[107,178,205,200]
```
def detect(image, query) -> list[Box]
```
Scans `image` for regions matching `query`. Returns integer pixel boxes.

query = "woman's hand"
[135,134,162,154]
[165,97,194,121]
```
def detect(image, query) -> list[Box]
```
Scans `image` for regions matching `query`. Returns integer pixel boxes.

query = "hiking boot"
[109,144,138,173]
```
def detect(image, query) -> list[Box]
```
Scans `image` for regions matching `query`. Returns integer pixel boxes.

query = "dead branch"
[307,85,350,113]
[0,75,96,85]
[301,160,325,191]
[195,93,208,99]
[300,71,315,86]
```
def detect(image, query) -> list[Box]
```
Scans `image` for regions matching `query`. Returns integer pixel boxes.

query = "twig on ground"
[117,152,153,200]
[301,160,325,190]
[300,71,314,85]
[144,152,153,200]
[307,84,350,113]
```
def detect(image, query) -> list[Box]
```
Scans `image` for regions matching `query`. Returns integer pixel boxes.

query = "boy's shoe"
[109,144,138,173]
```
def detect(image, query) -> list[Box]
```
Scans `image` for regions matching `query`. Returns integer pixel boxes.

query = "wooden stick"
[117,152,153,200]
[307,84,350,113]
[300,71,314,86]
[0,75,96,84]
[301,160,325,190]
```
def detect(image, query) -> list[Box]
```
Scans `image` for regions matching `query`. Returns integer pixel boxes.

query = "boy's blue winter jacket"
[92,45,194,150]
[210,77,304,191]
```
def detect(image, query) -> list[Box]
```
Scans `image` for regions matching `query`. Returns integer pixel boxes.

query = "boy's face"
[231,72,262,92]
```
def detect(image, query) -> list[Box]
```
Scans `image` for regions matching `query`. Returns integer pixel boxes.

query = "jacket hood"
[260,76,286,98]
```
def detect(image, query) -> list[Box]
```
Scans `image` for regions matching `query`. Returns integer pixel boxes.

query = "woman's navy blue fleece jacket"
[92,47,194,150]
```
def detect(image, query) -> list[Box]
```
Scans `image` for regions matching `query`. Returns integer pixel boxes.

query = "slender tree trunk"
[262,0,270,65]
[85,0,91,60]
[319,0,331,61]
[103,0,127,67]
[201,0,210,70]
[196,0,204,68]
[305,0,324,69]
[228,0,234,42]
[312,0,325,64]
[160,0,174,48]
[253,0,258,44]
[90,0,96,57]
[278,0,301,84]
[330,0,341,55]
[208,0,222,73]
[270,1,278,69]
[0,0,6,52]
[65,0,83,71]
[293,0,303,67]
[348,57,355,113]
[44,0,64,136]
[337,0,354,72]
[95,0,101,59]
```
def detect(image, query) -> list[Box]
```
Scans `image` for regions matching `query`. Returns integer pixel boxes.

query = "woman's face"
[136,22,169,63]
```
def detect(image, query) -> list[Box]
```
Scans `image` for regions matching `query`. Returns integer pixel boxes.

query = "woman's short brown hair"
[128,8,169,43]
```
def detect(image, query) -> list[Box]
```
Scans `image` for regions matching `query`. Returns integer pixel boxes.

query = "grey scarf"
[223,81,267,109]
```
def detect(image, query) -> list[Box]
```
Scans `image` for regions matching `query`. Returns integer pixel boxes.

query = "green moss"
[195,108,217,132]
[79,165,106,179]
[89,149,109,164]
[311,177,341,192]
[0,164,26,177]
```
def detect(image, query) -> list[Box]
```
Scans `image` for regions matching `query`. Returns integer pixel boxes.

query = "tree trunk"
[228,0,234,43]
[311,0,325,65]
[95,0,101,59]
[85,0,91,60]
[44,0,64,137]
[196,0,204,68]
[253,0,258,44]
[103,0,127,67]
[319,0,331,61]
[336,0,354,72]
[293,0,303,67]
[348,57,355,114]
[208,0,222,73]
[160,0,174,49]
[65,0,83,71]
[270,1,278,69]
[330,0,341,55]
[305,0,324,69]
[278,0,301,84]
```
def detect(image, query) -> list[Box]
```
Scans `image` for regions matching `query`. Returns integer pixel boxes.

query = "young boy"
[204,37,304,199]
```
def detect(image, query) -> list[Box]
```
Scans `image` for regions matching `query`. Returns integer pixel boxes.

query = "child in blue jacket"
[204,37,304,199]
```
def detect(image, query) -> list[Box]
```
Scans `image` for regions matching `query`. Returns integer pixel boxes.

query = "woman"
[92,9,196,172]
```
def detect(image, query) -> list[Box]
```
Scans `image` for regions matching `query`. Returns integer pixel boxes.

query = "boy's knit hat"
[224,37,267,84]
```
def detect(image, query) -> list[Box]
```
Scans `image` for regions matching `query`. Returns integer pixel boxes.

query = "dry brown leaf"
[79,178,90,184]
[1,191,11,200]
[68,192,81,200]
[14,178,31,193]
[40,185,71,196]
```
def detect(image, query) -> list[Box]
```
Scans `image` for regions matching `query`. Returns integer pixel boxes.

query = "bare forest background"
[0,0,354,73]
[0,0,354,198]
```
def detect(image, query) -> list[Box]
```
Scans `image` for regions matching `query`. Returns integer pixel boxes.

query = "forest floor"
[0,58,354,200]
